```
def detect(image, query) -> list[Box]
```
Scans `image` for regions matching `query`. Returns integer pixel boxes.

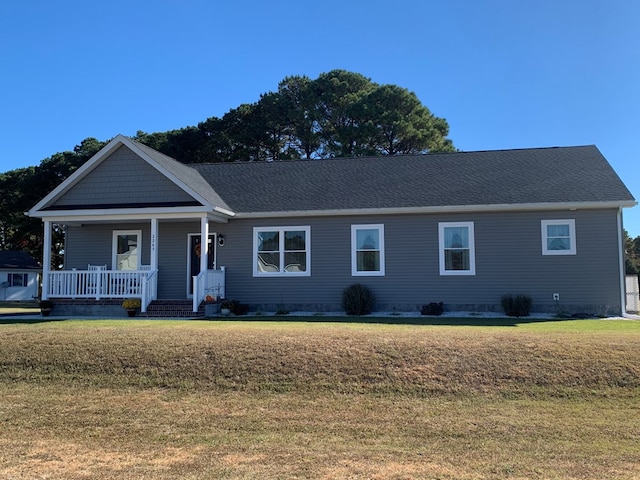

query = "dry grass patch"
[0,319,639,479]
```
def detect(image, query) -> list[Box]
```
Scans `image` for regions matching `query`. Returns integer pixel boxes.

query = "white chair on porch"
[87,265,106,296]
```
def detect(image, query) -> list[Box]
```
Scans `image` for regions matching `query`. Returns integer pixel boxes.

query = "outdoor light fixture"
[217,235,225,247]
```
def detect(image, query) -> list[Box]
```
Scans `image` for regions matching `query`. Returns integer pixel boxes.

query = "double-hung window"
[8,273,28,287]
[438,222,475,275]
[253,226,310,276]
[541,219,576,255]
[113,230,142,270]
[351,224,385,276]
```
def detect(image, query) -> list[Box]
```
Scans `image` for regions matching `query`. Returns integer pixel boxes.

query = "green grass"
[0,319,639,479]
[0,301,39,315]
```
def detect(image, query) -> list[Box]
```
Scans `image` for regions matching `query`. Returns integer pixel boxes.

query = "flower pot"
[127,309,137,317]
[205,303,221,317]
[221,308,231,316]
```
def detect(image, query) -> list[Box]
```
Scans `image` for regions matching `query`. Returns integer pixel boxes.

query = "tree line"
[625,231,640,277]
[136,69,455,162]
[0,70,455,266]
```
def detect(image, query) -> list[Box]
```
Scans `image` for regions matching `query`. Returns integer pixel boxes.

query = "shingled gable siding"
[51,145,197,208]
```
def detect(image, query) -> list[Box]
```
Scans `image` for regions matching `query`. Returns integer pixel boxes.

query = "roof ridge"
[188,145,598,166]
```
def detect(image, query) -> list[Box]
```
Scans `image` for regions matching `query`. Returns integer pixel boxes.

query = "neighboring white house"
[0,251,41,301]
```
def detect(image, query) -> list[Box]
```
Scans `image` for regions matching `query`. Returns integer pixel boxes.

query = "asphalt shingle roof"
[131,138,232,212]
[190,145,635,214]
[0,251,41,270]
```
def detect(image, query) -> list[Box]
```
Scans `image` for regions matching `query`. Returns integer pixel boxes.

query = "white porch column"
[200,217,209,274]
[42,220,52,300]
[150,218,159,271]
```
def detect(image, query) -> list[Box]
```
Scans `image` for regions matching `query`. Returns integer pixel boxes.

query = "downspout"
[617,207,626,316]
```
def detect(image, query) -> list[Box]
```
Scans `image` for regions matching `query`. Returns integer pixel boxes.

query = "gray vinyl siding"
[65,224,152,270]
[155,222,211,299]
[217,209,623,314]
[62,208,624,314]
[52,145,196,207]
[66,220,217,300]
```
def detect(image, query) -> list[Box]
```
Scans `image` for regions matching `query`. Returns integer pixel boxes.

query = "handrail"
[192,270,207,312]
[192,267,226,312]
[141,269,158,313]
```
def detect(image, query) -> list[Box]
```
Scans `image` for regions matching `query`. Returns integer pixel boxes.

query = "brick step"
[139,300,204,318]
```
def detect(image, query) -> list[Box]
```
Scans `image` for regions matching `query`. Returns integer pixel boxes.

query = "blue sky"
[1,1,639,234]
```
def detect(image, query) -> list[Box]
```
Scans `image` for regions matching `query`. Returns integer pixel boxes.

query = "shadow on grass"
[0,314,572,328]
[0,315,67,325]
[238,315,566,327]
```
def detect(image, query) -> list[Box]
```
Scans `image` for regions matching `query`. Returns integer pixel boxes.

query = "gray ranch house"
[28,135,635,316]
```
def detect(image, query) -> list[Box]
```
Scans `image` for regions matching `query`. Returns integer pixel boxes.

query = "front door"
[187,233,216,296]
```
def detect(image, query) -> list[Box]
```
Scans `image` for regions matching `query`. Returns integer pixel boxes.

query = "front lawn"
[0,319,638,479]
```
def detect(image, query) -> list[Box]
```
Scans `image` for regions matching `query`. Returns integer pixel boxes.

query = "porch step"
[140,300,204,318]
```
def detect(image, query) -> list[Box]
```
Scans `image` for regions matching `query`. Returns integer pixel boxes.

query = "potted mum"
[204,295,221,317]
[122,298,141,317]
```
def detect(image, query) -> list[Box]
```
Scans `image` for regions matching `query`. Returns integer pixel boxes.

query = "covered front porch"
[41,216,227,313]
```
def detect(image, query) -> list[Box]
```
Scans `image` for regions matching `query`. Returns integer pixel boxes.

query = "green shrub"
[421,302,444,316]
[501,294,533,317]
[342,284,375,316]
[221,299,249,316]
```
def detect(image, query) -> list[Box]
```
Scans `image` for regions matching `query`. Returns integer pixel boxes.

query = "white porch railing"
[192,267,226,312]
[141,269,158,313]
[47,268,159,313]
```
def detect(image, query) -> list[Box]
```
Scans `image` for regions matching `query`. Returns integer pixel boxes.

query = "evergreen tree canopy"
[0,70,454,265]
[194,69,454,162]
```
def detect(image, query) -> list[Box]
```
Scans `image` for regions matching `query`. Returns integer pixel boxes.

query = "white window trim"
[541,219,576,255]
[112,230,142,271]
[253,226,311,277]
[351,224,385,276]
[438,221,476,276]
[8,273,28,287]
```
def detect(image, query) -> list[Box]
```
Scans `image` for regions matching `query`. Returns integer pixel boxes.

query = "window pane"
[356,229,379,250]
[357,251,380,271]
[547,224,570,237]
[445,249,470,271]
[258,231,279,252]
[255,226,310,276]
[284,252,306,272]
[284,230,306,250]
[116,234,138,270]
[444,227,468,248]
[547,238,570,250]
[258,253,280,272]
